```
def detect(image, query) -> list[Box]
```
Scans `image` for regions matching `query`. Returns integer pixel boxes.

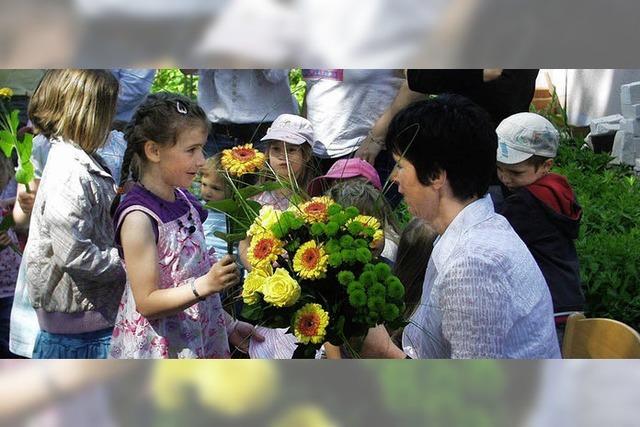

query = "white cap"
[260,114,316,147]
[496,112,559,164]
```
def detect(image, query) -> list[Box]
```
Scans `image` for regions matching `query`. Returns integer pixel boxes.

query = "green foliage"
[152,69,198,99]
[289,68,306,111]
[553,135,640,329]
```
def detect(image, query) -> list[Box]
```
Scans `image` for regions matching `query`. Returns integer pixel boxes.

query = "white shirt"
[197,69,298,124]
[403,195,561,359]
[303,69,402,158]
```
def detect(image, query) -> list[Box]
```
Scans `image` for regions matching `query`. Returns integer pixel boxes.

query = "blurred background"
[0,0,639,67]
[1,360,639,426]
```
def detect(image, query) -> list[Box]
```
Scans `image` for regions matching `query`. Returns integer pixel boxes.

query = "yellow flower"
[262,268,301,307]
[293,303,329,344]
[220,143,266,176]
[247,232,285,271]
[347,215,384,247]
[242,267,271,304]
[0,87,13,98]
[296,196,333,223]
[293,240,329,280]
[248,205,282,237]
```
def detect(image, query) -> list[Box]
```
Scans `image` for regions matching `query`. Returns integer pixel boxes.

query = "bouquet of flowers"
[241,196,406,358]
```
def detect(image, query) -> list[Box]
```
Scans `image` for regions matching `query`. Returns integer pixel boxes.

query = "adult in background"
[357,69,538,211]
[184,69,299,155]
[362,94,560,359]
[303,69,403,206]
[110,69,156,130]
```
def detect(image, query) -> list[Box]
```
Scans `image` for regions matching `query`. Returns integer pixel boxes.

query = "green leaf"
[240,303,264,322]
[204,199,238,213]
[0,214,15,232]
[237,181,285,199]
[213,231,246,244]
[0,130,16,157]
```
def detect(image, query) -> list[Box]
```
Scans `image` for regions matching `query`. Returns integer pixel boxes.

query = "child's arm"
[12,181,39,231]
[122,211,241,320]
[46,179,125,288]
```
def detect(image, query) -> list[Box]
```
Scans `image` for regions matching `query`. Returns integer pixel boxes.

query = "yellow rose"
[242,268,270,304]
[248,205,282,237]
[262,268,301,307]
[0,87,13,98]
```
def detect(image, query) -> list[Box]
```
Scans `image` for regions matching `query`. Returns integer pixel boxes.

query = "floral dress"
[109,189,230,359]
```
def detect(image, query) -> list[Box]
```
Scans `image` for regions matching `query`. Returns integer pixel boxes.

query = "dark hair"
[387,94,498,201]
[393,218,437,318]
[388,217,438,346]
[111,92,209,216]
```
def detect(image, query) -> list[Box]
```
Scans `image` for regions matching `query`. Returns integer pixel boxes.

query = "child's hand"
[204,254,241,294]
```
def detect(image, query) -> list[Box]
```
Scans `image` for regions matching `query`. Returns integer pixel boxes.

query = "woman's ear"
[143,140,161,163]
[431,169,447,190]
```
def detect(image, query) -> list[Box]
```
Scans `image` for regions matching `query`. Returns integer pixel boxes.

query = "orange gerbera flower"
[293,241,329,280]
[296,196,333,223]
[247,232,284,270]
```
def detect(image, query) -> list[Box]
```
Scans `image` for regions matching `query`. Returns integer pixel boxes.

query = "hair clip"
[176,101,188,115]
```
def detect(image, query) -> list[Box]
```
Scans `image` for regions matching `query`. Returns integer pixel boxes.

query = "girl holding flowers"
[109,93,262,359]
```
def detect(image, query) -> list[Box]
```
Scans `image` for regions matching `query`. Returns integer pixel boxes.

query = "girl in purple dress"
[109,93,263,359]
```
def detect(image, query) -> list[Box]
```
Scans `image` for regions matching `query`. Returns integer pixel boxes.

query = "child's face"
[496,159,552,191]
[157,126,207,189]
[200,173,225,202]
[268,141,306,180]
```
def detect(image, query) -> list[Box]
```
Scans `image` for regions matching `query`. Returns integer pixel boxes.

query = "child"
[307,157,383,197]
[0,155,21,357]
[199,154,231,259]
[239,114,319,271]
[388,218,438,347]
[199,154,245,319]
[495,112,585,344]
[256,113,319,210]
[243,114,319,359]
[109,93,262,359]
[23,69,126,359]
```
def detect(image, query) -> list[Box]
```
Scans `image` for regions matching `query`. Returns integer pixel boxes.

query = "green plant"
[552,134,640,329]
[152,69,198,99]
[289,68,306,111]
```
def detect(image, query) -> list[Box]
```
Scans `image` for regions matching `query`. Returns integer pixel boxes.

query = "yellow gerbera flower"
[247,232,285,270]
[293,303,329,345]
[347,215,384,247]
[220,143,266,176]
[0,87,13,98]
[295,196,333,223]
[293,240,329,280]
